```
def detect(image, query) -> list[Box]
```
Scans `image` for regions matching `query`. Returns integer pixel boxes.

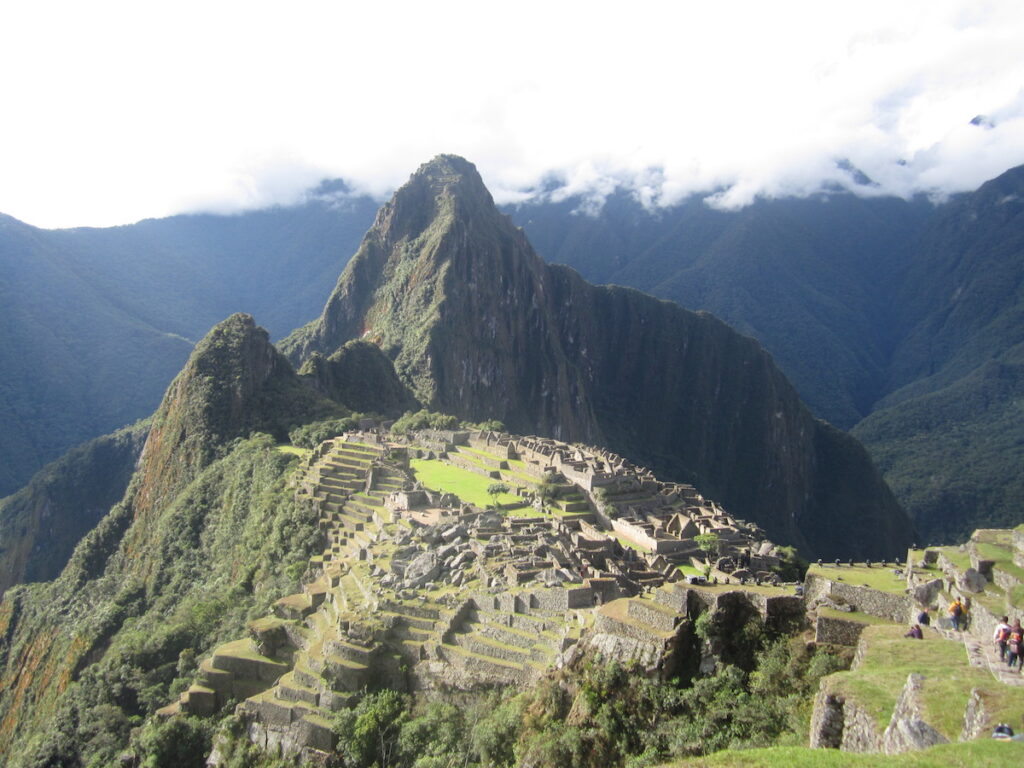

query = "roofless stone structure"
[159,429,800,760]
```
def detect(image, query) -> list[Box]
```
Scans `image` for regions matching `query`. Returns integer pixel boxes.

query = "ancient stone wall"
[815,615,868,646]
[804,573,912,623]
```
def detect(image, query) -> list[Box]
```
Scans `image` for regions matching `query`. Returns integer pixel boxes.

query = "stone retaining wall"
[626,599,679,632]
[809,680,884,753]
[805,573,912,623]
[815,615,869,646]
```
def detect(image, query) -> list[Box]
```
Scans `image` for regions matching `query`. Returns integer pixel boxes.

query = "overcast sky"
[2,0,1023,228]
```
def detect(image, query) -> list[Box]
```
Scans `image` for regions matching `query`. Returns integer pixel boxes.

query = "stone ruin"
[160,428,799,763]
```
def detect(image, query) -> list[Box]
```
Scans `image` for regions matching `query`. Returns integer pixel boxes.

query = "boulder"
[441,524,468,542]
[958,568,987,594]
[912,578,943,606]
[404,552,440,588]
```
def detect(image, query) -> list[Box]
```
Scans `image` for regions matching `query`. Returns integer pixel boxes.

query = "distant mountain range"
[0,193,378,498]
[2,161,1022,548]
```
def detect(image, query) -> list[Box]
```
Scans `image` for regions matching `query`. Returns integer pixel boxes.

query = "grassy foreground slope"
[664,741,1024,768]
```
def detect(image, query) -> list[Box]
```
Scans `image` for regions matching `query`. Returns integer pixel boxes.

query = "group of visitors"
[904,605,933,638]
[906,600,971,633]
[904,603,1023,673]
[993,616,1024,671]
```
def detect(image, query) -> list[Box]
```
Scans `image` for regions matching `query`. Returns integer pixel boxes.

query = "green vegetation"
[0,195,377,500]
[823,625,1024,738]
[806,564,908,594]
[662,741,1024,767]
[816,608,898,626]
[613,532,648,554]
[274,444,311,459]
[0,420,149,594]
[487,482,511,508]
[694,532,721,558]
[409,459,520,508]
[0,434,319,768]
[288,415,367,448]
[204,628,848,768]
[392,409,461,434]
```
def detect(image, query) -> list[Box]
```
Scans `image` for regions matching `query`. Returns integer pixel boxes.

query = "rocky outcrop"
[811,673,951,754]
[281,155,911,559]
[127,314,340,543]
[0,316,343,764]
[882,674,949,753]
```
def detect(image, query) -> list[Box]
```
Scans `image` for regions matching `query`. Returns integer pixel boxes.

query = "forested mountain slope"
[509,168,1024,541]
[0,192,377,498]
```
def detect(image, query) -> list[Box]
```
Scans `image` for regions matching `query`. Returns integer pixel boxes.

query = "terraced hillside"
[800,524,1024,756]
[157,429,805,760]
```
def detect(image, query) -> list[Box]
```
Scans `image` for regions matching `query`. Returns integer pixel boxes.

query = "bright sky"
[2,0,1023,228]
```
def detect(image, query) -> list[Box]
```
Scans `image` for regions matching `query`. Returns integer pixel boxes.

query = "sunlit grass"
[409,459,521,509]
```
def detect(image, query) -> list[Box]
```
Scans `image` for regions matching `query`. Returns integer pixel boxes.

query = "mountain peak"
[379,154,497,237]
[411,154,487,191]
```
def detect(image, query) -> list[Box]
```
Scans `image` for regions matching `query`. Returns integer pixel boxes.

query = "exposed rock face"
[882,674,949,753]
[959,567,987,593]
[281,155,911,558]
[403,551,440,588]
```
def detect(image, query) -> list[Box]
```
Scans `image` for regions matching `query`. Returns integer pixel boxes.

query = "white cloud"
[1,0,1023,227]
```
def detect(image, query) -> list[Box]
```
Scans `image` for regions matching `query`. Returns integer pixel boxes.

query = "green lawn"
[822,625,1024,739]
[807,564,908,594]
[409,459,521,509]
[612,532,649,553]
[974,541,1024,585]
[663,741,1024,767]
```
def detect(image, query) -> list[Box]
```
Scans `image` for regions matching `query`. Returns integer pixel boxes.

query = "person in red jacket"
[1008,620,1023,671]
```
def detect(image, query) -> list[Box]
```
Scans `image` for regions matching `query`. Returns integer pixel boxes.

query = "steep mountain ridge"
[125,313,341,540]
[0,313,358,764]
[0,196,377,499]
[282,155,910,558]
[509,169,1024,541]
[509,189,935,428]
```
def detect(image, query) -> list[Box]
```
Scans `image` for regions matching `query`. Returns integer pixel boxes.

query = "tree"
[534,475,559,512]
[487,482,511,509]
[694,533,721,577]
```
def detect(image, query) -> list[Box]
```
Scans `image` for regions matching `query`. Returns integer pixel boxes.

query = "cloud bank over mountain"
[2,0,1023,227]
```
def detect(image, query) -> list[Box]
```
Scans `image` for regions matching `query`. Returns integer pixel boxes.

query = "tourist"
[1007,620,1023,671]
[994,616,1012,661]
[948,598,967,631]
[917,607,930,627]
[904,624,923,639]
